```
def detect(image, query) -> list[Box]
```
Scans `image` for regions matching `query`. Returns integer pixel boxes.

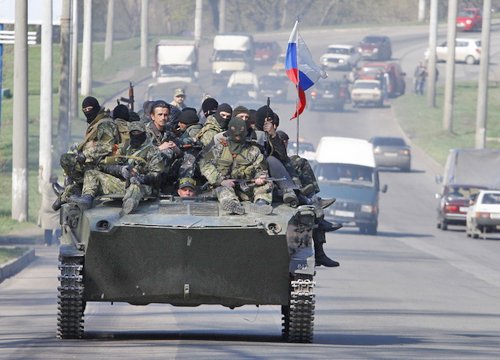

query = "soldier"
[71,121,164,215]
[200,97,219,122]
[196,103,232,147]
[112,103,131,150]
[177,177,197,197]
[53,96,119,210]
[170,88,187,111]
[199,117,273,215]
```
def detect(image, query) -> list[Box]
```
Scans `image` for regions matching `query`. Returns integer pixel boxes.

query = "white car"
[226,71,259,99]
[320,44,361,71]
[425,38,481,65]
[351,79,384,107]
[466,190,500,238]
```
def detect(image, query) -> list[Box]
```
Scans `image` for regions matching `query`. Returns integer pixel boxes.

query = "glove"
[121,166,131,180]
[76,152,86,164]
[221,179,236,188]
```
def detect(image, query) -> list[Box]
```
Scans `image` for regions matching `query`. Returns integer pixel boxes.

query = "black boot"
[52,197,65,211]
[313,229,340,267]
[52,182,65,196]
[317,218,343,232]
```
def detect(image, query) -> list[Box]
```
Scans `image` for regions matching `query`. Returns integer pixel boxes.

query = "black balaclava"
[201,97,219,117]
[226,117,247,154]
[82,96,100,123]
[112,104,130,121]
[214,103,232,130]
[255,105,275,131]
[178,108,199,130]
[129,122,147,148]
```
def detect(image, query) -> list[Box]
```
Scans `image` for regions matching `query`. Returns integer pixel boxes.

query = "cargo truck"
[153,40,198,84]
[211,33,254,84]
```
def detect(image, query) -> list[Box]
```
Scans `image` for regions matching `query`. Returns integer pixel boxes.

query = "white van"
[226,71,259,99]
[314,137,387,235]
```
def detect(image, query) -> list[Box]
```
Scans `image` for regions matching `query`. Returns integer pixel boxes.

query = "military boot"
[283,190,299,208]
[314,233,340,268]
[250,199,273,215]
[52,197,65,211]
[52,182,65,196]
[319,197,336,209]
[300,183,316,197]
[69,194,94,210]
[121,198,139,216]
[221,198,246,215]
[317,218,343,232]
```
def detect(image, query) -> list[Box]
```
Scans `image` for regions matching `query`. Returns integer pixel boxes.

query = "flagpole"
[295,18,300,156]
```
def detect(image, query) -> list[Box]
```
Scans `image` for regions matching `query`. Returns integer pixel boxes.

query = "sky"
[0,0,63,25]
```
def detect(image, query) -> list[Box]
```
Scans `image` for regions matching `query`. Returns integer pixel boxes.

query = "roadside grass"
[393,81,500,165]
[0,247,28,264]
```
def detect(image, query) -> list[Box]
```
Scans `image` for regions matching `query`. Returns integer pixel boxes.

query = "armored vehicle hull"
[57,197,318,342]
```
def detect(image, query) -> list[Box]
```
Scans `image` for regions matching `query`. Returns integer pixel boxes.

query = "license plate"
[335,210,355,218]
[384,152,397,157]
[323,94,334,98]
[490,213,500,219]
[459,207,469,212]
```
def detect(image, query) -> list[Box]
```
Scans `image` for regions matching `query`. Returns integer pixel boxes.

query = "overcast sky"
[0,0,62,25]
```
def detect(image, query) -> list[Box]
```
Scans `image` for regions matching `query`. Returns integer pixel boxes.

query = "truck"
[211,33,254,84]
[153,40,198,84]
[313,137,387,235]
[436,148,500,230]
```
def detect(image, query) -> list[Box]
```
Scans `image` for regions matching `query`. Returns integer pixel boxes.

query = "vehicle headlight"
[466,19,472,24]
[361,204,373,213]
[338,59,345,63]
[373,48,379,53]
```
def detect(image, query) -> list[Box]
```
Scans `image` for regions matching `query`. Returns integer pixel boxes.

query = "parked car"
[309,80,349,112]
[319,44,361,71]
[357,35,392,61]
[254,41,281,65]
[436,184,485,230]
[425,38,481,65]
[351,79,384,108]
[456,8,482,32]
[258,73,288,102]
[466,190,500,238]
[369,136,411,171]
[357,62,406,98]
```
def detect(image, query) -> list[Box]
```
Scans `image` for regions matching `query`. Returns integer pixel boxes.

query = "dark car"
[309,80,349,112]
[258,74,288,102]
[358,35,392,61]
[369,136,411,171]
[436,184,486,230]
[254,41,282,65]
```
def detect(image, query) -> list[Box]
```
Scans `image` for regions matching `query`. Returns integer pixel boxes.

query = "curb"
[0,248,36,284]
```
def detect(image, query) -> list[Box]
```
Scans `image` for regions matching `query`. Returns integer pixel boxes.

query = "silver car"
[369,136,411,171]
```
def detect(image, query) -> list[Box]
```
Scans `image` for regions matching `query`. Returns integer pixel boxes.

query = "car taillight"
[445,204,459,213]
[311,91,317,98]
[476,212,491,219]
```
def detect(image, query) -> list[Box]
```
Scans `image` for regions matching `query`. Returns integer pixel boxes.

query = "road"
[2,24,500,359]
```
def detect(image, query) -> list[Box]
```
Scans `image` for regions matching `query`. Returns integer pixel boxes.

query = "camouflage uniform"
[199,137,272,204]
[175,122,202,179]
[196,115,223,147]
[59,108,118,202]
[289,155,320,195]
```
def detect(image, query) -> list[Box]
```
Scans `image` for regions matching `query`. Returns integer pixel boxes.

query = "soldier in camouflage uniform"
[196,103,232,147]
[71,121,164,215]
[199,117,273,215]
[112,103,131,151]
[54,96,119,210]
[172,108,203,180]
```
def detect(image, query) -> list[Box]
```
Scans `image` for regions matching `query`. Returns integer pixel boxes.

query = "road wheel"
[465,55,476,65]
[440,220,448,231]
[366,223,378,235]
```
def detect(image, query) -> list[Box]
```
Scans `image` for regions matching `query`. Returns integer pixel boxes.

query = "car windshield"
[316,82,340,91]
[315,163,374,185]
[445,186,484,198]
[327,47,350,55]
[214,51,246,61]
[159,65,192,77]
[362,36,384,44]
[288,141,315,154]
[354,82,379,89]
[372,138,406,146]
[458,10,477,17]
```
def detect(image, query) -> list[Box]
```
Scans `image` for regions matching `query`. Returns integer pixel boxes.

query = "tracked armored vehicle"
[57,195,319,342]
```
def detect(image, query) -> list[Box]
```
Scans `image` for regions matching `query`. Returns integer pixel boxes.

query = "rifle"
[119,81,135,111]
[230,177,286,192]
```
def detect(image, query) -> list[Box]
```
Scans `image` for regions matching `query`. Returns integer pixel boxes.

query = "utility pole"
[12,0,28,222]
[81,0,92,95]
[70,0,79,121]
[418,0,426,22]
[475,0,492,149]
[104,0,114,60]
[58,0,71,156]
[427,0,438,108]
[194,0,202,47]
[219,0,226,34]
[140,0,148,67]
[443,0,458,132]
[39,0,53,186]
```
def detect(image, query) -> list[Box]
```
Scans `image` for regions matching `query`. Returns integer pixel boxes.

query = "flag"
[285,20,326,119]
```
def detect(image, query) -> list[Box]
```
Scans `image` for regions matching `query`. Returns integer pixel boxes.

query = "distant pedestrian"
[414,62,427,95]
[38,175,62,246]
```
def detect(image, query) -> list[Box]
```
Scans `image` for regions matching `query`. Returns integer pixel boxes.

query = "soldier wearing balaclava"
[196,103,233,148]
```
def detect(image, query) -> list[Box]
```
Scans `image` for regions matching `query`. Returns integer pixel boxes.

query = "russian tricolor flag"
[285,20,326,119]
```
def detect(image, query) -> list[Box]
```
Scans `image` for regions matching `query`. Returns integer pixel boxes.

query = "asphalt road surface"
[2,24,500,359]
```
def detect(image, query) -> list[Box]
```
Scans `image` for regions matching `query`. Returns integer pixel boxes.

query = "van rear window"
[315,164,374,184]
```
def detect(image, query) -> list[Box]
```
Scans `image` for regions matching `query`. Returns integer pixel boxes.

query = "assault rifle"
[230,177,286,192]
[119,81,135,111]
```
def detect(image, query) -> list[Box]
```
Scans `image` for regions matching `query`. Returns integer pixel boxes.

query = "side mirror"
[381,184,388,193]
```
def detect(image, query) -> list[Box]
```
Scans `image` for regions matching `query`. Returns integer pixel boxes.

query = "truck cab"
[211,33,255,84]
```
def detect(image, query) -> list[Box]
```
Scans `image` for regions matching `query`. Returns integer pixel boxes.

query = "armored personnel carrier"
[57,195,319,342]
